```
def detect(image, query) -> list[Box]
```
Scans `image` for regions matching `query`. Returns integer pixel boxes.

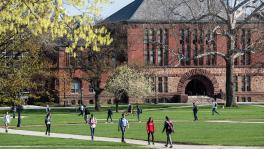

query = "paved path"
[0,128,263,149]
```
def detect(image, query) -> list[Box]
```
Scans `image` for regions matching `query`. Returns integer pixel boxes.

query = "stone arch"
[177,69,219,96]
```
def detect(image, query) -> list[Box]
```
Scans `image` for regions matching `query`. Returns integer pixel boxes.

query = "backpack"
[166,121,174,132]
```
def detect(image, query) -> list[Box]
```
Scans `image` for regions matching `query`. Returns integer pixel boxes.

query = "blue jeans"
[120,126,126,142]
[90,127,95,141]
[166,131,172,146]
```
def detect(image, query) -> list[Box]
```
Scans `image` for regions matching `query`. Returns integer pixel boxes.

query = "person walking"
[107,108,113,123]
[3,112,11,133]
[118,113,129,143]
[45,112,51,136]
[84,107,90,123]
[88,114,97,141]
[46,105,50,113]
[136,105,142,122]
[212,100,220,115]
[79,104,84,116]
[146,117,155,145]
[192,102,198,121]
[162,116,174,148]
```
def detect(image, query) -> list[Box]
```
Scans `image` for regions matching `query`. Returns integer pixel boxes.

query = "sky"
[64,0,134,19]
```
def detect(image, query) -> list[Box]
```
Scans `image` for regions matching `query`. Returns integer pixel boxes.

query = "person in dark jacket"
[107,109,113,123]
[192,102,198,121]
[84,107,90,123]
[146,117,155,145]
[45,112,51,136]
[162,116,174,148]
[136,105,142,122]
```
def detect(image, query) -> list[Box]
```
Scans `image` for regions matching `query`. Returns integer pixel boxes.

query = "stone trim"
[177,69,219,95]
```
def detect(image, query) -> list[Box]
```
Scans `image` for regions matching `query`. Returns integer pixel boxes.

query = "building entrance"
[184,75,214,96]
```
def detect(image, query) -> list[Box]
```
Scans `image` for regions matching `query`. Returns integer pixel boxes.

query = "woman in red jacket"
[146,117,155,145]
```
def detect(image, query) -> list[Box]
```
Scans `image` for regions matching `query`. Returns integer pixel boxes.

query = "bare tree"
[148,0,264,107]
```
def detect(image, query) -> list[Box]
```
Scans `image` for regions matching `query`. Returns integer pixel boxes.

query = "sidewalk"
[0,128,262,149]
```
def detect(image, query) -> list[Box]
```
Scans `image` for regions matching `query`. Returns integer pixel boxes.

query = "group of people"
[2,104,23,133]
[3,101,221,147]
[192,99,220,121]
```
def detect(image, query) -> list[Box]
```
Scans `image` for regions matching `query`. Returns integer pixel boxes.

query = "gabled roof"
[104,0,221,23]
[103,0,263,24]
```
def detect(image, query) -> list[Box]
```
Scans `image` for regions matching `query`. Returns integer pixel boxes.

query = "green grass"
[2,104,264,146]
[0,133,144,149]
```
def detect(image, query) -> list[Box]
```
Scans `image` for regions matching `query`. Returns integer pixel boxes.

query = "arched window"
[71,79,81,94]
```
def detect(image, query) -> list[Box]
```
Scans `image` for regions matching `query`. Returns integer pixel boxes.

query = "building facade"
[55,0,264,105]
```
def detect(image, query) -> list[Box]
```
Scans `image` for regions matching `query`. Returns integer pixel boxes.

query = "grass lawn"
[0,133,144,149]
[1,104,264,146]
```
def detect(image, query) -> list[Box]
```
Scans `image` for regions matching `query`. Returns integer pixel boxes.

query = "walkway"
[0,128,262,149]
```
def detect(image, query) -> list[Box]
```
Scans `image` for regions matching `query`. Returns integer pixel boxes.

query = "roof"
[104,0,222,23]
[103,0,263,24]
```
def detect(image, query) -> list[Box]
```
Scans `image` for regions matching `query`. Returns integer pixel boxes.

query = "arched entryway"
[177,69,219,97]
[185,75,214,96]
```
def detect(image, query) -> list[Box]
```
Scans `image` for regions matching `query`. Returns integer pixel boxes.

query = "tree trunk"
[95,91,101,111]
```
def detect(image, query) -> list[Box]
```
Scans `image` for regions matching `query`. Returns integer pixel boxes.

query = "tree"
[0,33,46,105]
[105,65,152,112]
[152,0,264,107]
[0,0,112,53]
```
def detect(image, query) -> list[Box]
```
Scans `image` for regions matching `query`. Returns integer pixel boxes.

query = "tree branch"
[196,51,226,60]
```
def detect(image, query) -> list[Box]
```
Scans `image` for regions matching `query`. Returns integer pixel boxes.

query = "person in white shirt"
[88,114,97,141]
[212,100,220,115]
[118,113,129,143]
[46,105,50,113]
[3,112,11,133]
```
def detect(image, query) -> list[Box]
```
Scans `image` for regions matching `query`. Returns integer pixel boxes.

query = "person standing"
[45,112,51,136]
[162,116,174,148]
[146,117,155,145]
[212,100,220,115]
[118,113,129,143]
[3,112,11,133]
[11,105,16,118]
[192,102,198,121]
[136,105,142,122]
[17,105,23,127]
[46,105,50,113]
[107,108,113,123]
[127,104,132,115]
[88,114,97,141]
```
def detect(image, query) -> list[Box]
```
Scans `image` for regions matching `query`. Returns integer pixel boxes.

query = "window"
[234,75,238,92]
[241,75,251,91]
[89,80,95,93]
[239,29,251,65]
[205,30,217,66]
[144,28,168,66]
[158,77,168,93]
[199,29,204,65]
[193,29,198,65]
[146,77,156,92]
[66,51,82,67]
[71,79,81,94]
[180,29,190,66]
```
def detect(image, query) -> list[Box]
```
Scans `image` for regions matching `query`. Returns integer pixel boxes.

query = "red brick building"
[55,0,264,105]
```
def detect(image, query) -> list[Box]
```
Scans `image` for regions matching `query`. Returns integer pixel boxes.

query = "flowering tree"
[105,65,152,112]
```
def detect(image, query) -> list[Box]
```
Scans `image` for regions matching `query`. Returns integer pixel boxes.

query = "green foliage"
[0,0,112,53]
[105,65,152,100]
